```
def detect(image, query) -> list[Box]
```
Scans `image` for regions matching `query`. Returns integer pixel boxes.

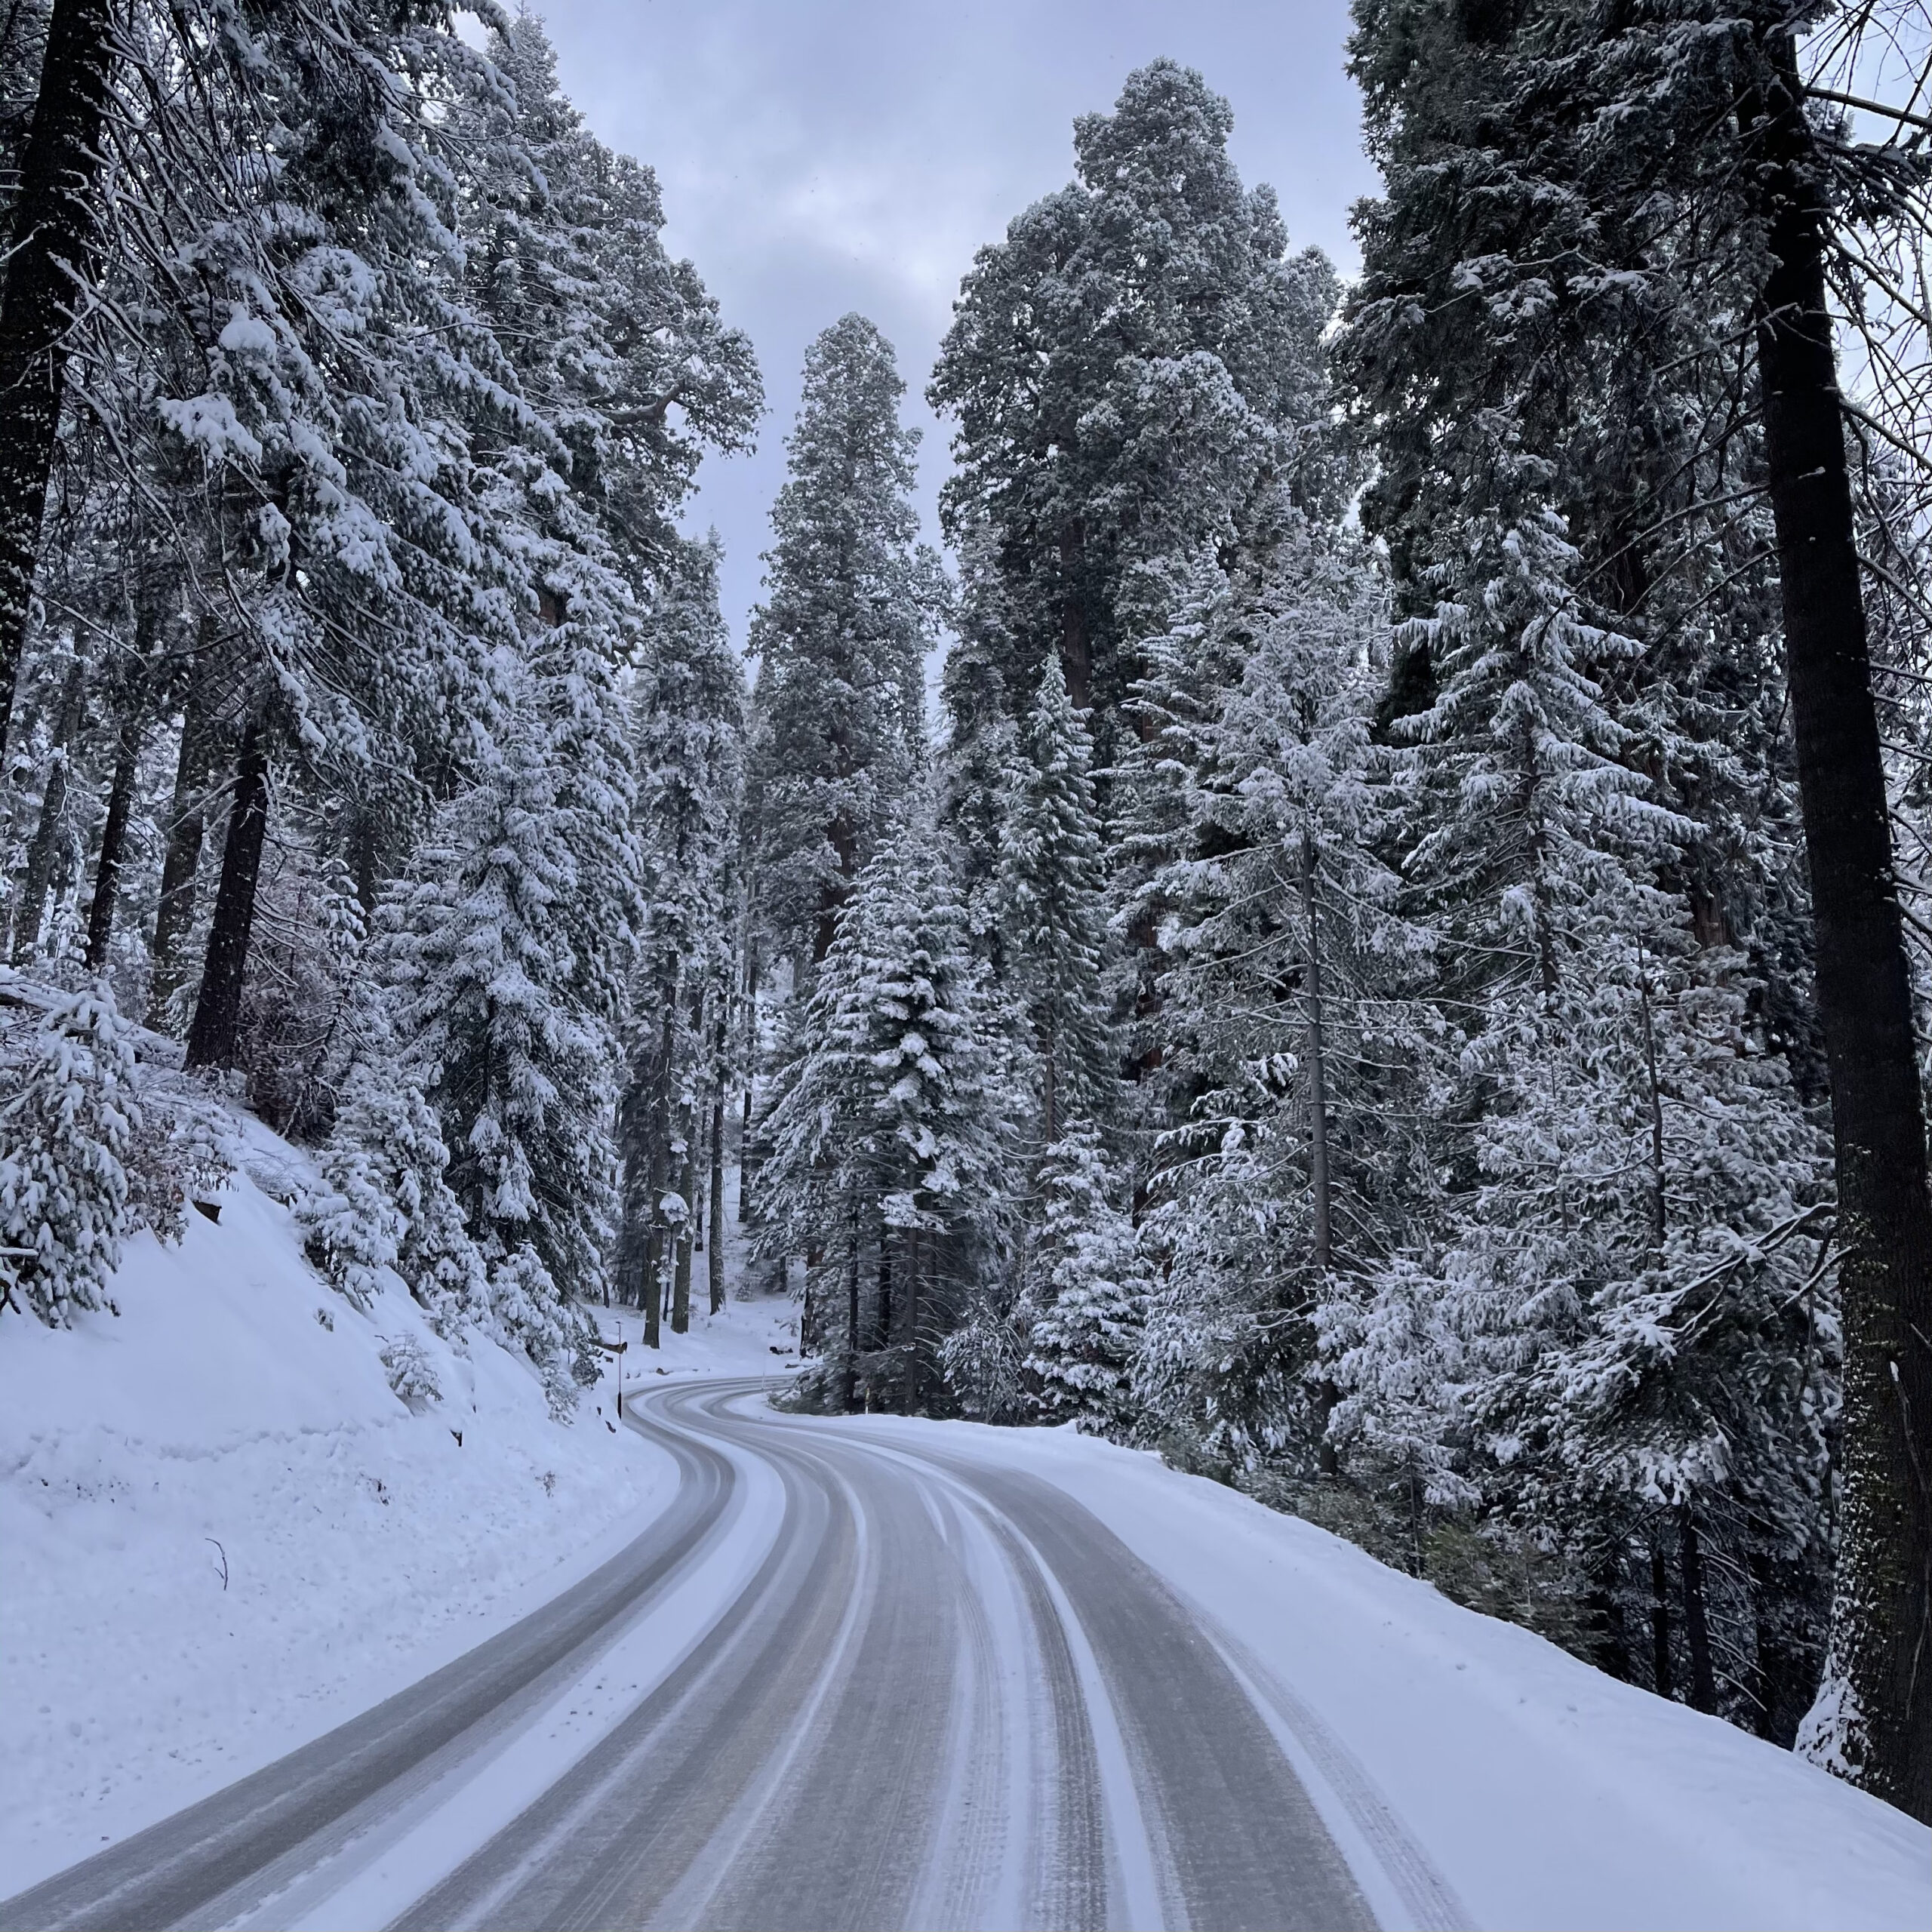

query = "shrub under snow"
[0,983,138,1327]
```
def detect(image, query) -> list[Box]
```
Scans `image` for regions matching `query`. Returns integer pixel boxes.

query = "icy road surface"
[1,1377,1438,1932]
[5,1375,1925,1932]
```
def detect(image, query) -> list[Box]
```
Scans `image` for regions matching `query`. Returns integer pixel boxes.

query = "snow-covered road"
[3,1377,1924,1932]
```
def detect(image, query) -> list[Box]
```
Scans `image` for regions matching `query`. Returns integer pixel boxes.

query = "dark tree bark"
[640,1005,674,1349]
[707,1052,727,1315]
[10,654,84,962]
[1680,1512,1718,1715]
[148,692,211,1025]
[841,1209,860,1413]
[671,1131,695,1335]
[1747,1521,1808,1746]
[184,725,268,1069]
[900,1226,921,1413]
[0,0,115,761]
[82,715,140,970]
[614,1078,652,1312]
[737,939,761,1228]
[1750,31,1932,1820]
[1650,1540,1675,1702]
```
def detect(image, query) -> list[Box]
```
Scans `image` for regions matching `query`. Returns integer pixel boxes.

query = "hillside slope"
[0,1111,709,1894]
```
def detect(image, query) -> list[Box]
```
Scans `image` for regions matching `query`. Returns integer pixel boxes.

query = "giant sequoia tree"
[929,60,1341,759]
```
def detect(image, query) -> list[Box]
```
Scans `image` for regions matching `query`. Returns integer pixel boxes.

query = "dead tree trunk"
[1751,30,1932,1819]
[0,0,115,761]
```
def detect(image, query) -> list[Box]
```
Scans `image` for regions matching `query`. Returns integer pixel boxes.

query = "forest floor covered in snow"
[0,1113,791,1896]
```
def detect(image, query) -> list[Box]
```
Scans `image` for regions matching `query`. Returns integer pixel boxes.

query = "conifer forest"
[2,0,1930,1860]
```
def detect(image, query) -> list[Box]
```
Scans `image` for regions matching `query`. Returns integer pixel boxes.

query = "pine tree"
[748,315,940,972]
[1022,1121,1148,1430]
[759,811,1016,1410]
[377,657,621,1404]
[0,979,136,1325]
[298,1048,486,1330]
[931,59,1342,754]
[1109,517,1426,1466]
[998,654,1114,1143]
[1342,0,1930,1804]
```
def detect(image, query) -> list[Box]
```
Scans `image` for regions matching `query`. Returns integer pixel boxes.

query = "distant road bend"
[0,1379,1468,1932]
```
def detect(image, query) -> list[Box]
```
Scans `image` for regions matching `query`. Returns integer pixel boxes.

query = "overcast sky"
[535,0,1381,645]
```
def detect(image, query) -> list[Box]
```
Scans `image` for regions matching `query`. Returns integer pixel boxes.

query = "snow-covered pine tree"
[930,59,1342,758]
[375,657,618,1411]
[758,808,1016,1411]
[298,1044,486,1331]
[998,653,1115,1146]
[747,315,941,974]
[1341,0,1930,1800]
[0,980,137,1326]
[1020,1120,1148,1431]
[1333,443,1835,1715]
[1119,518,1428,1469]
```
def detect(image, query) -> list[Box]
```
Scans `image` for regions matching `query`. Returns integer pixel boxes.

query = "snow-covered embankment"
[0,1115,724,1895]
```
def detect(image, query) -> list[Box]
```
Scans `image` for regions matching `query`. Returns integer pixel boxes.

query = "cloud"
[537,0,1378,644]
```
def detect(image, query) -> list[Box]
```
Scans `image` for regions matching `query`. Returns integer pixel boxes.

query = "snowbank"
[0,1115,689,1894]
[842,1412,1931,1932]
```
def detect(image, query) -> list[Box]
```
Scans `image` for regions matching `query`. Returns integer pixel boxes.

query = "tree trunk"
[1300,832,1333,1274]
[900,1225,921,1414]
[148,695,211,1025]
[10,655,84,962]
[671,1136,694,1334]
[1680,1512,1718,1715]
[641,1003,674,1349]
[1752,31,1932,1820]
[737,943,760,1226]
[1651,1540,1675,1702]
[1747,1518,1806,1746]
[842,1208,860,1412]
[185,724,269,1069]
[83,715,140,970]
[1638,972,1667,1256]
[0,0,116,762]
[614,1072,652,1315]
[708,1084,727,1315]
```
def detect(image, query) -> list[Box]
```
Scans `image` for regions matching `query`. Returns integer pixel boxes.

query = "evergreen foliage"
[748,316,942,973]
[5,5,1927,1800]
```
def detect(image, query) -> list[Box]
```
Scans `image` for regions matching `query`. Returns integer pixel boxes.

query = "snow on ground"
[586,1287,798,1403]
[0,1118,788,1896]
[841,1411,1930,1932]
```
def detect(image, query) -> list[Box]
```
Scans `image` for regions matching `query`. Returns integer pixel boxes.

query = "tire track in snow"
[2,1376,1417,1932]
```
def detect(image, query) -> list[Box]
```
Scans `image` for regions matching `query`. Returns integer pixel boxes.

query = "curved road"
[1,1380,1462,1932]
